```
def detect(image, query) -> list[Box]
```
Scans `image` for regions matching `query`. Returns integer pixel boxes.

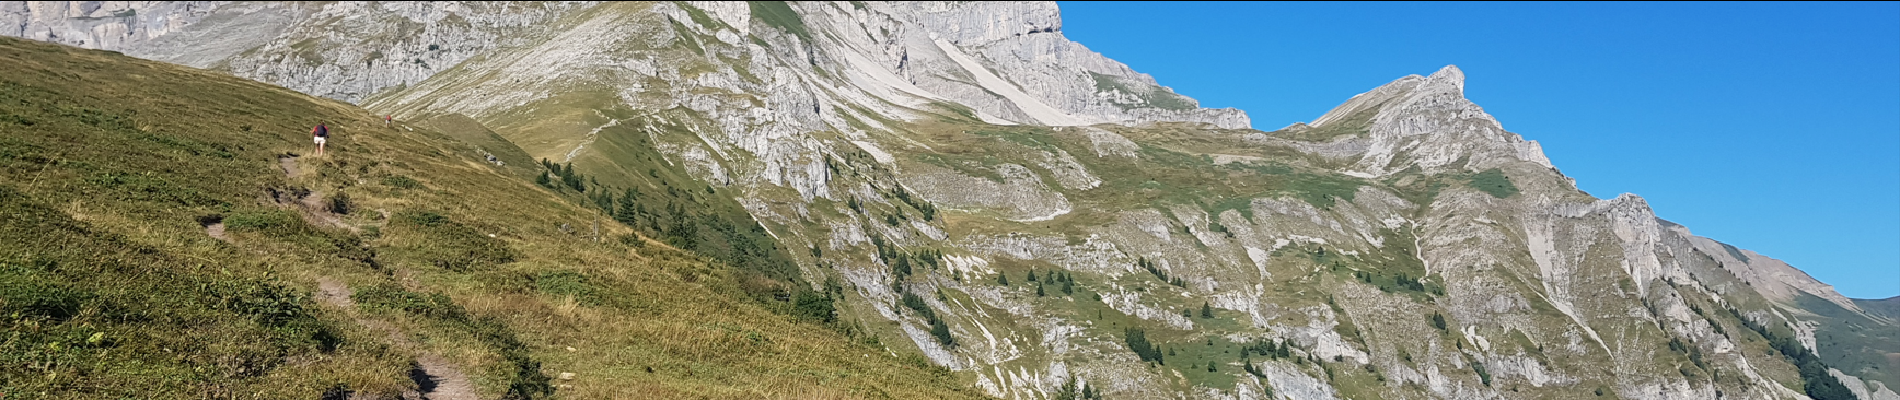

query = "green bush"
[382,175,422,189]
[208,279,311,327]
[353,282,464,320]
[792,290,836,322]
[534,271,599,306]
[328,192,352,215]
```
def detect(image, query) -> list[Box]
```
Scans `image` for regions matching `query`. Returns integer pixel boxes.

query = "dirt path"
[315,277,480,400]
[412,354,480,400]
[205,222,230,242]
[316,277,354,308]
[270,155,359,232]
[280,155,303,179]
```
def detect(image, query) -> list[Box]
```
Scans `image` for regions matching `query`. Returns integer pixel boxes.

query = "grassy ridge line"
[0,36,988,399]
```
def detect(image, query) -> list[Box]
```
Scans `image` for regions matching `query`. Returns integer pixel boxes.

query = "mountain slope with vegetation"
[4,2,1896,400]
[0,35,986,400]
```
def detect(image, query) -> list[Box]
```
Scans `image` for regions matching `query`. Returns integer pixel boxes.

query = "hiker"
[312,122,330,156]
[384,114,393,127]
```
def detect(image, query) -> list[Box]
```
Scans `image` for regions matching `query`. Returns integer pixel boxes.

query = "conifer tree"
[930,319,955,347]
[998,273,1010,286]
[1037,284,1046,297]
[1201,302,1214,318]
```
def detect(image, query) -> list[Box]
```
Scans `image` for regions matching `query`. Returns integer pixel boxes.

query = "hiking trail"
[315,277,480,400]
[290,153,476,400]
[279,155,303,179]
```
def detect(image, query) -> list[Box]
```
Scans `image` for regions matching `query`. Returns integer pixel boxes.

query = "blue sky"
[1058,1,1900,299]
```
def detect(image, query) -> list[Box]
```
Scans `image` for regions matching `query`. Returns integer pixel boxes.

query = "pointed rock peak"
[1417,64,1467,97]
[1428,64,1465,83]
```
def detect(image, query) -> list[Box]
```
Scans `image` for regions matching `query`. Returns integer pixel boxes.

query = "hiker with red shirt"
[312,122,329,156]
[384,115,393,127]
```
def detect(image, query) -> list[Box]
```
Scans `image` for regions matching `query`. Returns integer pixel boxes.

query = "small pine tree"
[1028,270,1039,282]
[930,319,955,347]
[1036,284,1046,297]
[1201,302,1214,318]
[1182,308,1193,318]
[1208,361,1217,372]
[1061,280,1074,295]
[998,273,1010,286]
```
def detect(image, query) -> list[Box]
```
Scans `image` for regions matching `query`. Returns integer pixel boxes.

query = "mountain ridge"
[4,2,1895,399]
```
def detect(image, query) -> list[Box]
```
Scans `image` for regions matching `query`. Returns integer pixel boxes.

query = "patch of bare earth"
[205,222,230,242]
[315,276,481,400]
[280,155,303,178]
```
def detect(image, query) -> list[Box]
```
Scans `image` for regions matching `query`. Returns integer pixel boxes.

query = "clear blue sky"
[1059,1,1900,299]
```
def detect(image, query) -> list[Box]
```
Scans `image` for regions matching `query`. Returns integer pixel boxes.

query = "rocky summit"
[4,2,1896,399]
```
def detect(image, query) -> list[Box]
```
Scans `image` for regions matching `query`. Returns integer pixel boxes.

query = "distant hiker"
[312,122,330,156]
[384,115,393,127]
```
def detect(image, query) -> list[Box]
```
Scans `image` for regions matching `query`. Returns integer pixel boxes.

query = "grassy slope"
[0,36,986,400]
[1798,294,1900,391]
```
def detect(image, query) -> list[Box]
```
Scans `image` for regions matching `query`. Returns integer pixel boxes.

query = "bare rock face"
[8,2,1893,400]
[5,1,594,102]
[3,1,219,50]
[1306,65,1554,178]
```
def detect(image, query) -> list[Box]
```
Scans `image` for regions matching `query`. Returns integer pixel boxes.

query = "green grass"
[1468,168,1519,198]
[1088,72,1195,111]
[1796,293,1900,392]
[749,1,811,42]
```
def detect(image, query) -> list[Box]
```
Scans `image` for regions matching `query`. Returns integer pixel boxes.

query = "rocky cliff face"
[7,2,1893,399]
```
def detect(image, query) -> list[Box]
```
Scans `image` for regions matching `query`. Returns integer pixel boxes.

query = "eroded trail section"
[272,155,357,232]
[204,221,230,242]
[314,277,479,400]
[279,155,303,178]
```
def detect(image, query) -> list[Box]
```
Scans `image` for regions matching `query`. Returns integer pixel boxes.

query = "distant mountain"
[5,2,1895,399]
